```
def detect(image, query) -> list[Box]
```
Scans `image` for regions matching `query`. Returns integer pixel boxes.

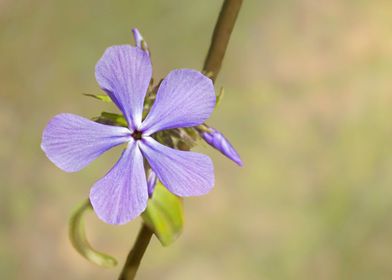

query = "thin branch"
[203,0,243,82]
[117,1,243,279]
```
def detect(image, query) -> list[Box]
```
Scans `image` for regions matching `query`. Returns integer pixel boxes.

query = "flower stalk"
[118,224,153,280]
[118,0,243,279]
[203,0,243,82]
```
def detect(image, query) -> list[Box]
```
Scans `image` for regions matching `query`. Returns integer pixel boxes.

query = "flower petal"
[90,141,148,225]
[41,113,131,172]
[201,128,243,166]
[140,69,216,135]
[139,137,214,196]
[95,45,152,129]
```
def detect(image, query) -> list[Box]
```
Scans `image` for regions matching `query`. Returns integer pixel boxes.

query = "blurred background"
[1,0,392,279]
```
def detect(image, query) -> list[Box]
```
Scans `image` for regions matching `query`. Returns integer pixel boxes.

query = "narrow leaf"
[216,87,224,107]
[93,112,128,127]
[83,93,112,103]
[69,199,118,268]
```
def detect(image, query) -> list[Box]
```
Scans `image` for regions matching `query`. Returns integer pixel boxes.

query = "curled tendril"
[69,199,118,268]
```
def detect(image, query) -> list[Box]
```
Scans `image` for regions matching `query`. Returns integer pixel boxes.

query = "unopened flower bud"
[132,28,150,55]
[147,170,158,197]
[201,128,243,166]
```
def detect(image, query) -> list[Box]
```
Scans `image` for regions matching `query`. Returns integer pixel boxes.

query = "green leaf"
[93,112,128,127]
[69,199,118,268]
[142,182,184,246]
[83,93,112,103]
[216,87,224,107]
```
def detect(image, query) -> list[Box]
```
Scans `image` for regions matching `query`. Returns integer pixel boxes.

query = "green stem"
[203,0,243,82]
[118,224,153,280]
[117,1,243,279]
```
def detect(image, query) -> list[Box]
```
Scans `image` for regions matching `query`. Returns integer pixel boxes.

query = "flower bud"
[132,28,150,55]
[201,128,243,166]
[147,169,158,197]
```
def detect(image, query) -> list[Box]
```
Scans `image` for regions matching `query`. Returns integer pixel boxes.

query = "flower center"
[131,130,143,140]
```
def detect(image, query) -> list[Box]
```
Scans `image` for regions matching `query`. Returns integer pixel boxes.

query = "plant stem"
[203,0,243,82]
[118,224,153,280]
[117,1,243,279]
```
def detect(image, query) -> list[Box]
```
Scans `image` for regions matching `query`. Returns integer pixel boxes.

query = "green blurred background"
[2,0,392,279]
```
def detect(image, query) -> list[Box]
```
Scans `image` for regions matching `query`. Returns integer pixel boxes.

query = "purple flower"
[41,44,216,224]
[201,127,243,166]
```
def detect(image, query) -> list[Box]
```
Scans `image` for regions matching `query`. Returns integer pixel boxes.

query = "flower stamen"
[131,130,143,140]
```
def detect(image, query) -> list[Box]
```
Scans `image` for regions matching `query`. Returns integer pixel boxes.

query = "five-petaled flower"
[41,31,241,225]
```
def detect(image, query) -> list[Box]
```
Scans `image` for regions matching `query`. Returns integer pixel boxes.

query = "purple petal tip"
[89,143,148,225]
